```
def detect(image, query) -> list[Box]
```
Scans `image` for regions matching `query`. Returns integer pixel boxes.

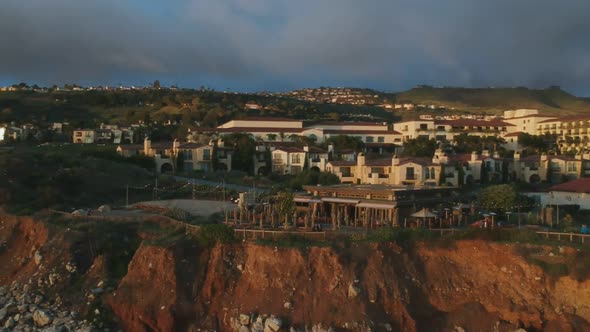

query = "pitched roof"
[324,129,402,135]
[217,127,303,133]
[328,160,356,166]
[366,158,392,167]
[549,178,590,193]
[504,132,523,137]
[178,142,207,149]
[314,121,387,127]
[233,117,301,122]
[399,157,438,166]
[539,115,590,124]
[273,146,305,153]
[434,119,515,127]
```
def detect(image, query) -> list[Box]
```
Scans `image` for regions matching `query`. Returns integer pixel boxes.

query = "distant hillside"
[391,86,590,115]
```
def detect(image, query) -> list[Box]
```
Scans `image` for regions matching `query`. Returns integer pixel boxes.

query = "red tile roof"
[504,132,523,137]
[539,115,590,123]
[273,146,305,153]
[399,157,438,166]
[232,117,302,122]
[366,158,392,167]
[434,119,515,127]
[324,129,402,135]
[315,121,387,127]
[549,178,590,193]
[217,127,303,133]
[178,142,207,149]
[329,160,356,166]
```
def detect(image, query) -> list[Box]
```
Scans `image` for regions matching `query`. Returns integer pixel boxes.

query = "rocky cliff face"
[111,241,590,332]
[1,212,589,332]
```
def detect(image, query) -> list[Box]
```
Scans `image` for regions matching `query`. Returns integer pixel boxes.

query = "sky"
[1,0,590,95]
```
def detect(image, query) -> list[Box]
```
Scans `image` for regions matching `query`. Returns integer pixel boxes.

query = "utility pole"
[126,184,129,207]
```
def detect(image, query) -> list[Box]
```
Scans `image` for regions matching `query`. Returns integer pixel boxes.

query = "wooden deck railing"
[535,231,590,244]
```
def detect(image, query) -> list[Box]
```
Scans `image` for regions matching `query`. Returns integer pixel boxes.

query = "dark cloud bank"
[1,0,590,94]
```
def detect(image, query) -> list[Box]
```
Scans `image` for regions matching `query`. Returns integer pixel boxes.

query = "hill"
[391,86,590,115]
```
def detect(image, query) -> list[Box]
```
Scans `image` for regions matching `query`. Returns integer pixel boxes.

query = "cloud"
[1,0,590,93]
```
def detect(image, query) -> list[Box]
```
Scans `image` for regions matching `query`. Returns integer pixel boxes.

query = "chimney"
[514,151,521,161]
[392,154,400,166]
[217,138,225,148]
[540,153,547,162]
[471,151,478,162]
[143,137,151,155]
[303,146,310,152]
[357,152,366,167]
[173,139,180,151]
[493,151,500,159]
[482,150,490,157]
[328,144,334,154]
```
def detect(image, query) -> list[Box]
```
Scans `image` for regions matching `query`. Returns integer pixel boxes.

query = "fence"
[536,231,590,244]
[233,228,327,241]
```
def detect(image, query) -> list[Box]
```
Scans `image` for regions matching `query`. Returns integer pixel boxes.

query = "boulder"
[4,317,14,329]
[34,251,43,265]
[239,325,250,332]
[0,307,6,322]
[348,284,361,298]
[32,309,53,326]
[0,287,6,297]
[264,316,282,332]
[284,302,293,310]
[91,288,104,295]
[97,205,111,213]
[239,313,250,325]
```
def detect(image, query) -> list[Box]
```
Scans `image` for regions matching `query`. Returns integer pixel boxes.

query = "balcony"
[405,175,416,180]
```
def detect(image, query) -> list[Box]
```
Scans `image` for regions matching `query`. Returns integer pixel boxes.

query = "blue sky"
[1,0,590,95]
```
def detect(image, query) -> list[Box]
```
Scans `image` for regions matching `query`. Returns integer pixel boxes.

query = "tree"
[400,137,437,157]
[325,135,364,151]
[478,184,517,212]
[275,192,296,230]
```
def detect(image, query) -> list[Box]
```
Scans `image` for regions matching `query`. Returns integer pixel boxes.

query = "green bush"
[197,224,236,246]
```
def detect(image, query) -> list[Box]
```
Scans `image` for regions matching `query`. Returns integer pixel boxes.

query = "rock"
[239,325,250,332]
[513,329,527,332]
[312,323,332,332]
[17,305,27,313]
[65,263,76,273]
[284,302,292,309]
[32,309,53,326]
[453,327,465,332]
[34,251,43,265]
[97,281,104,288]
[4,317,14,329]
[348,283,361,298]
[91,288,104,295]
[239,314,250,326]
[0,308,6,322]
[34,294,43,305]
[384,323,393,331]
[264,316,282,332]
[0,287,6,297]
[97,205,111,212]
[251,318,264,332]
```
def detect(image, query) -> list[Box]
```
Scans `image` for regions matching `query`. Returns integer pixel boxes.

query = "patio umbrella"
[411,208,437,218]
[411,208,437,228]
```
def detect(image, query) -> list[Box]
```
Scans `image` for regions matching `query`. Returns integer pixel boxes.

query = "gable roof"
[549,178,590,193]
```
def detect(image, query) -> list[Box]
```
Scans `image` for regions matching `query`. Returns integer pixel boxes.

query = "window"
[377,136,385,143]
[184,149,193,160]
[75,132,82,137]
[341,167,351,177]
[406,167,415,180]
[370,167,383,174]
[419,124,428,130]
[567,162,577,172]
[430,167,435,179]
[203,149,211,161]
[425,168,430,179]
[365,136,374,143]
[291,154,301,164]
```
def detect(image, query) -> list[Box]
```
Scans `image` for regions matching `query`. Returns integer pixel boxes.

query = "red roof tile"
[324,129,402,135]
[549,178,590,193]
[434,119,515,127]
[217,127,303,133]
[329,160,356,167]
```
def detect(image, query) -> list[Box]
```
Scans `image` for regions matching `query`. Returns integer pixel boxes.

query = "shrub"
[197,224,236,246]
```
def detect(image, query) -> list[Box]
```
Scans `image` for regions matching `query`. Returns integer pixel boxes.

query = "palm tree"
[275,192,296,230]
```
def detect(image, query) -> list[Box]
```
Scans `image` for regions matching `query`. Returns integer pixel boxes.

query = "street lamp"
[506,211,512,227]
[489,212,497,229]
